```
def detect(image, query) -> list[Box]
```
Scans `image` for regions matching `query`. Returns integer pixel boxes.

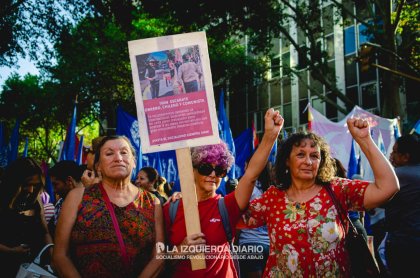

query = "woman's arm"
[138,199,165,278]
[347,118,399,210]
[52,187,84,278]
[235,108,283,210]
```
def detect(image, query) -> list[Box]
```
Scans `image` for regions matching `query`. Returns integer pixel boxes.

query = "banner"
[309,105,397,180]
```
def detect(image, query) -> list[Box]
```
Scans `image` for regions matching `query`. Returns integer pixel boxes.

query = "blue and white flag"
[393,124,401,139]
[377,130,386,155]
[411,119,420,135]
[116,106,179,190]
[116,106,142,176]
[268,139,277,164]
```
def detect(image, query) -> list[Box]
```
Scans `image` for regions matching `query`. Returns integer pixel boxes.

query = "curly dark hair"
[274,132,336,190]
[395,133,420,164]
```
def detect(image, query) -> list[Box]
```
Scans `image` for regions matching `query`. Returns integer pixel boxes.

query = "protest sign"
[128,31,219,153]
[129,32,219,270]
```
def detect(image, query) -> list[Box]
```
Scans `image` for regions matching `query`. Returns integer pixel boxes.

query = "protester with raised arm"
[242,118,399,277]
[163,108,283,278]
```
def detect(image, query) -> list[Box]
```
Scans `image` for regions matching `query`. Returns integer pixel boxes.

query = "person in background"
[164,108,283,278]
[242,118,399,277]
[164,181,174,199]
[384,133,420,277]
[177,53,202,93]
[144,58,161,99]
[53,136,164,277]
[48,160,84,238]
[0,157,53,277]
[333,158,368,240]
[135,167,167,205]
[225,178,239,195]
[81,136,104,186]
[237,160,271,278]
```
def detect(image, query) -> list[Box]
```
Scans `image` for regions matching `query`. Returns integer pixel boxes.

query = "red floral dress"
[243,178,369,277]
[70,184,156,278]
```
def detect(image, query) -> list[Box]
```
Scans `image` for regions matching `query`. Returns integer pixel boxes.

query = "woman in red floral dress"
[243,118,399,277]
[53,136,164,278]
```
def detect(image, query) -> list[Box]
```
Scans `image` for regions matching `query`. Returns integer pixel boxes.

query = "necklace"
[286,184,320,204]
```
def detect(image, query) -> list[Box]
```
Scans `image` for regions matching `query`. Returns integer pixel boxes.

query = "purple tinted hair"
[191,142,234,170]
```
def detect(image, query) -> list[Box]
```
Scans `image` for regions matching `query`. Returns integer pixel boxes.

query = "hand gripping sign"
[129,31,220,270]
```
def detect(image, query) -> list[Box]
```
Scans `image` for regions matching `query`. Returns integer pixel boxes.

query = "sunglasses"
[84,146,95,154]
[196,164,227,178]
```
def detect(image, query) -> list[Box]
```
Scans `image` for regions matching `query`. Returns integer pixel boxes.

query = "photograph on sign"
[129,32,219,153]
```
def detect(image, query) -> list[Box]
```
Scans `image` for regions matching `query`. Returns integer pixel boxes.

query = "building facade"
[228,0,409,137]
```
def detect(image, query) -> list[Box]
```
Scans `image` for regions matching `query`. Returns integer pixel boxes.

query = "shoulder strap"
[325,184,358,237]
[98,184,130,268]
[169,199,180,225]
[168,197,232,243]
[218,197,233,243]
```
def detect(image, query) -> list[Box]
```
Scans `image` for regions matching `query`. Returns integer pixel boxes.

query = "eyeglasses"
[196,164,227,178]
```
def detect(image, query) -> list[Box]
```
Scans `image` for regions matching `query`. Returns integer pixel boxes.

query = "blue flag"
[8,119,20,163]
[411,119,420,135]
[218,90,236,179]
[60,104,77,161]
[116,106,142,178]
[233,128,254,178]
[347,139,358,179]
[76,135,84,165]
[377,130,386,155]
[393,124,401,139]
[23,137,28,157]
[116,106,180,191]
[268,139,277,164]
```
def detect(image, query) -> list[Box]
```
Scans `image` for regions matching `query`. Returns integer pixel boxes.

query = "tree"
[0,74,64,160]
[0,0,92,67]
[141,0,419,118]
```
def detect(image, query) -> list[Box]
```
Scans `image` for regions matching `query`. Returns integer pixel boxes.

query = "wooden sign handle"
[175,148,206,270]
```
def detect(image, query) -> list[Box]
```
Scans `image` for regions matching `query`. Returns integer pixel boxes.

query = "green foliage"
[393,2,420,69]
[0,75,65,161]
[1,0,418,161]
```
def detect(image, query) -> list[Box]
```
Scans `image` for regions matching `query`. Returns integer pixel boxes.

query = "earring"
[285,169,289,174]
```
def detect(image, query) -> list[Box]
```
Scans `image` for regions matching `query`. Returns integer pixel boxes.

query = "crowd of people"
[0,107,419,277]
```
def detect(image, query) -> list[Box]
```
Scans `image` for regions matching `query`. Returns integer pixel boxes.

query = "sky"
[0,58,39,87]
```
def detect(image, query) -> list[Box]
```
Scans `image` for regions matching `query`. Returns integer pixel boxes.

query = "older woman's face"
[287,139,321,182]
[97,139,135,180]
[193,163,224,194]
